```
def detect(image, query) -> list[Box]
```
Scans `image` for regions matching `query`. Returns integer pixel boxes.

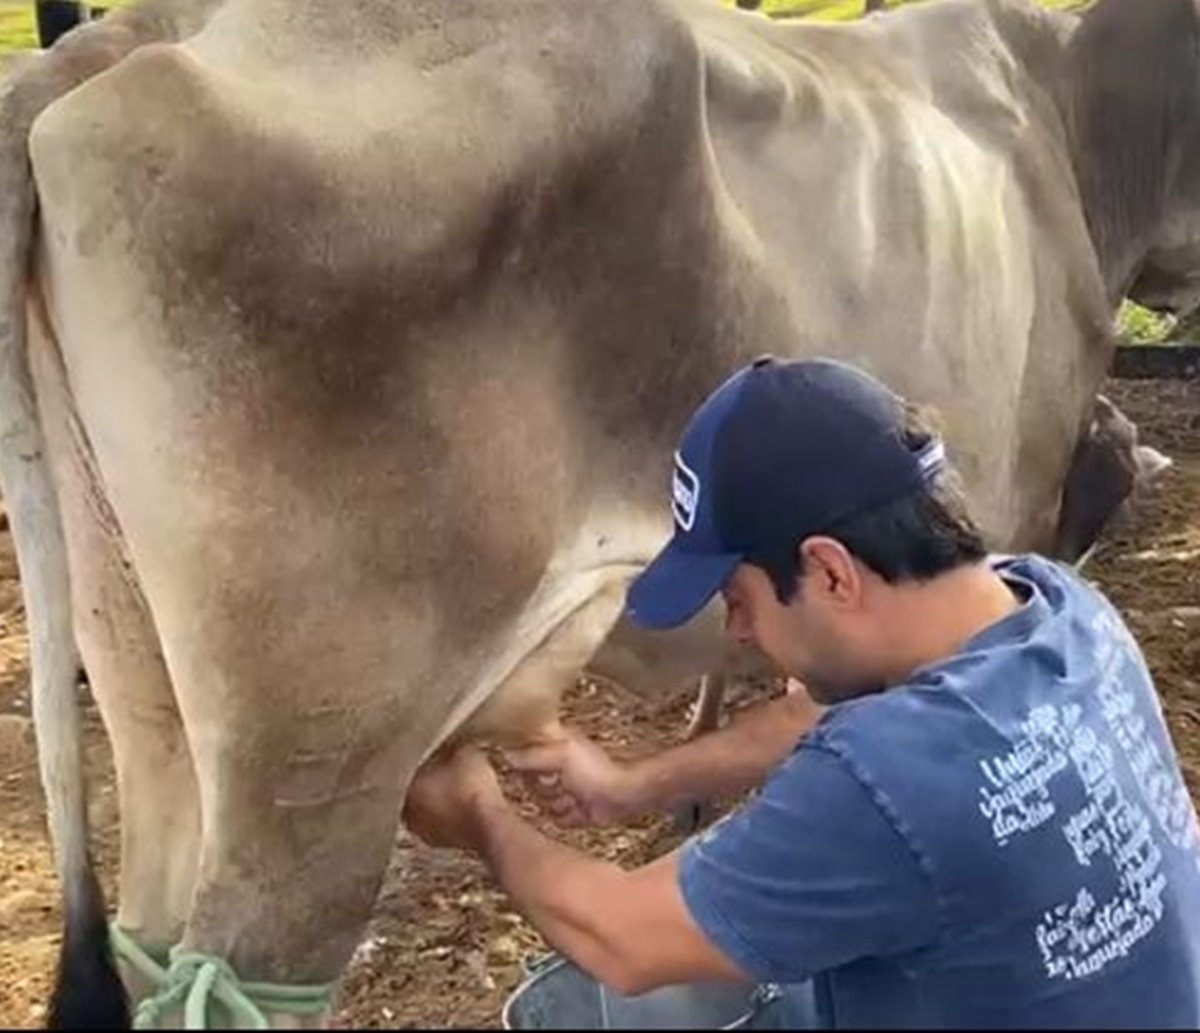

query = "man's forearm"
[626,691,823,815]
[474,799,658,991]
[473,798,746,994]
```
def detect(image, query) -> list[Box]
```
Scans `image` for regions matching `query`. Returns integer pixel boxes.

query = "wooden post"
[34,0,87,49]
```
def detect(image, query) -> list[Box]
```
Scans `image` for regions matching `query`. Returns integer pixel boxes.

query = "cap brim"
[626,539,743,631]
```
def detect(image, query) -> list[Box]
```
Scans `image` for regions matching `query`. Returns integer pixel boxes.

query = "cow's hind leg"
[27,299,202,1004]
[157,633,420,1027]
[70,516,202,1000]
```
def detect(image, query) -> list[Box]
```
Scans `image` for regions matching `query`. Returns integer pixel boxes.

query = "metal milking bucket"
[502,953,818,1030]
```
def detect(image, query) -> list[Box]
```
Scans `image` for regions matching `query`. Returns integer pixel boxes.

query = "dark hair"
[748,403,988,605]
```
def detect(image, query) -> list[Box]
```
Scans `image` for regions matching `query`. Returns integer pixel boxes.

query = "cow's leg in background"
[34,1,87,49]
[1053,394,1175,565]
[671,674,726,832]
[26,292,202,1007]
[684,674,727,744]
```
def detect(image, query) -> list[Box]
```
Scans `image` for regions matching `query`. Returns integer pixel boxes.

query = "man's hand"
[506,730,642,828]
[403,744,508,851]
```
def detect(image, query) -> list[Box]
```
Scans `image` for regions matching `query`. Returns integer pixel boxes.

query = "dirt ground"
[1,378,1198,1030]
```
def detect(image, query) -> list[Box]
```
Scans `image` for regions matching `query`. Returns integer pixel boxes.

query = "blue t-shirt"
[680,555,1200,1028]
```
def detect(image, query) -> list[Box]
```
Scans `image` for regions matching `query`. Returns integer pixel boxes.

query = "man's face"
[719,549,881,705]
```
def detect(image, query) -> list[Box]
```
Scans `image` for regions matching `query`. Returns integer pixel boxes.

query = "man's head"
[627,357,990,703]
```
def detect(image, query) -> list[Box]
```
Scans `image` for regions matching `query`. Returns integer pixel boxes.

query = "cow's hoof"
[672,799,718,835]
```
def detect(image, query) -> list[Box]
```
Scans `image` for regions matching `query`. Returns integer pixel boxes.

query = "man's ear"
[797,537,862,608]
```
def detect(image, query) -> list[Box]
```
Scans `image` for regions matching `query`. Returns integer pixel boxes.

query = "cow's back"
[680,0,1114,549]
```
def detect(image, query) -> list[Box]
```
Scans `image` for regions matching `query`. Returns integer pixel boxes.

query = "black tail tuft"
[47,861,130,1030]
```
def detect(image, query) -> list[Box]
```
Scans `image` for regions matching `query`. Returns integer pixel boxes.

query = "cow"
[2,0,1198,1026]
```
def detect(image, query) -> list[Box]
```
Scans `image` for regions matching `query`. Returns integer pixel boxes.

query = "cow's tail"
[0,16,130,1031]
[0,4,218,1027]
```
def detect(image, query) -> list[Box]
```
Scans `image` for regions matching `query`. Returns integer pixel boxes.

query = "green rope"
[110,925,336,1029]
[109,925,170,987]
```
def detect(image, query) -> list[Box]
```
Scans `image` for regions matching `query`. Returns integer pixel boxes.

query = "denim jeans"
[749,981,821,1030]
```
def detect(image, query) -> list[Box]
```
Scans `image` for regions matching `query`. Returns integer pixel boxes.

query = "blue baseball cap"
[626,356,948,630]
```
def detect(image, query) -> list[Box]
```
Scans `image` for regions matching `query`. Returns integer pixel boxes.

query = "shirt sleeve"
[678,743,940,985]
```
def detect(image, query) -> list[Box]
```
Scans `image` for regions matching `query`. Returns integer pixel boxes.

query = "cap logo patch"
[917,438,947,479]
[672,451,700,532]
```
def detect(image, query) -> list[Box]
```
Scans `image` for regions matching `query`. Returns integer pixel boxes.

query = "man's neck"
[875,562,1022,688]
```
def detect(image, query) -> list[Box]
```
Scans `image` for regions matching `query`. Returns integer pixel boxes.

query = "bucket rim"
[500,952,774,1031]
[501,953,569,1031]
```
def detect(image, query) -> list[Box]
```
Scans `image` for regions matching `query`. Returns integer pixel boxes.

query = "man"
[405,357,1200,1028]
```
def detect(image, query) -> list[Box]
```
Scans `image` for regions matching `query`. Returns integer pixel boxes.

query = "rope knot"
[111,925,335,1029]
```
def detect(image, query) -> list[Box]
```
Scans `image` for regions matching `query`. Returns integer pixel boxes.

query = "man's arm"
[476,800,751,994]
[402,747,753,995]
[407,733,940,998]
[632,687,823,812]
[509,687,824,827]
